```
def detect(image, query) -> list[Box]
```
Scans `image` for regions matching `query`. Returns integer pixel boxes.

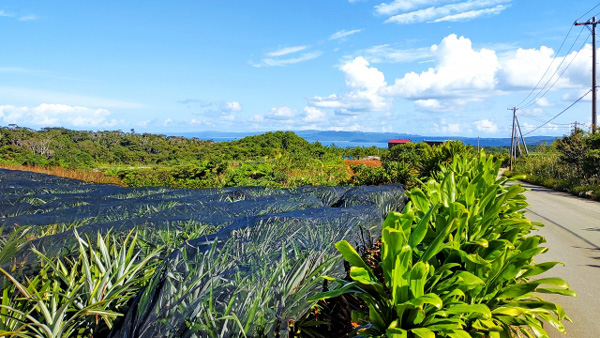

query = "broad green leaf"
[445,304,491,319]
[409,262,429,298]
[491,306,547,316]
[448,330,473,338]
[410,188,430,212]
[520,262,564,279]
[411,327,435,338]
[404,293,443,309]
[409,204,439,248]
[386,328,408,338]
[535,288,577,297]
[420,219,455,263]
[334,240,371,273]
[369,304,386,331]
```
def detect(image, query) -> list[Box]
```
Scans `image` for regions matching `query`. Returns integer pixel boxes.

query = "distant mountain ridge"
[174,130,559,147]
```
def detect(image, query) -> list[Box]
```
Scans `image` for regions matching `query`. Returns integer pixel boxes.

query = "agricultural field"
[0,168,406,337]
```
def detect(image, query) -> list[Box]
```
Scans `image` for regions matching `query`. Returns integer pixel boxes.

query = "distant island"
[174,130,558,148]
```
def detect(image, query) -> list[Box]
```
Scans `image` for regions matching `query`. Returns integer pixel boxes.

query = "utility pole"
[508,107,528,170]
[516,117,529,155]
[509,107,517,170]
[575,16,597,133]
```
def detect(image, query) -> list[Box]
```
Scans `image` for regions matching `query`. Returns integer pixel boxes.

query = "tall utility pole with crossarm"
[575,16,598,133]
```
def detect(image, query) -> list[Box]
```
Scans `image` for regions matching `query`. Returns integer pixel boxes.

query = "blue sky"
[1,0,599,137]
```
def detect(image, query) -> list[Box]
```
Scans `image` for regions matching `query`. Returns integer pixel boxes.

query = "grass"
[0,164,125,186]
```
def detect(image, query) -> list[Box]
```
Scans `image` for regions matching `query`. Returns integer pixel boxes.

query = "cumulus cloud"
[310,57,391,114]
[303,106,327,122]
[497,44,591,91]
[0,104,113,127]
[329,29,363,40]
[384,0,510,24]
[384,34,498,100]
[474,119,498,133]
[265,107,297,120]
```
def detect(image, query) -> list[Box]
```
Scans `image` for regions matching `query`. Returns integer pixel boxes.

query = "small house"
[388,139,411,150]
[423,139,446,146]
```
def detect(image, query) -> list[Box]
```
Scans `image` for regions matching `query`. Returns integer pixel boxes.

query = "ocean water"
[193,136,388,148]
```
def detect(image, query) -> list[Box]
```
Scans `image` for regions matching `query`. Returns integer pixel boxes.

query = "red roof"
[388,140,411,144]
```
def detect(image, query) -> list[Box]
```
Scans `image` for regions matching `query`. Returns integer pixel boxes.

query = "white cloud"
[414,99,445,112]
[163,118,172,126]
[0,10,37,21]
[303,106,326,122]
[342,56,386,89]
[535,98,551,107]
[252,51,322,68]
[265,107,297,120]
[344,44,431,64]
[433,119,461,134]
[329,29,363,40]
[310,57,391,114]
[0,103,112,127]
[497,44,591,91]
[375,0,449,15]
[384,34,498,100]
[433,4,508,22]
[221,101,242,112]
[474,119,498,133]
[266,46,307,57]
[385,0,510,25]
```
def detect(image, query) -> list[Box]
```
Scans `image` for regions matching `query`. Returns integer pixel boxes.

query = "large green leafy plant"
[311,152,574,338]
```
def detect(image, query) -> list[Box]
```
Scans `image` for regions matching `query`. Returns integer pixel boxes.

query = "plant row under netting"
[0,168,406,338]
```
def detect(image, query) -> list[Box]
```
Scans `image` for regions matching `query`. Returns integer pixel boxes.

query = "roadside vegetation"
[308,152,573,337]
[509,129,600,200]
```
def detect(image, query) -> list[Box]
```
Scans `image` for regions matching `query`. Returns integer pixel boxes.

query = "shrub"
[311,152,574,337]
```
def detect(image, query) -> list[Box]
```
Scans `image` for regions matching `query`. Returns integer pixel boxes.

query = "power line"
[518,28,587,109]
[579,2,600,21]
[523,89,592,136]
[513,25,576,108]
[520,33,590,109]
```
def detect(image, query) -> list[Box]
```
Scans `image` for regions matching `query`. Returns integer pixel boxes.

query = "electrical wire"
[520,34,590,110]
[518,28,587,109]
[578,2,600,21]
[523,88,592,136]
[513,25,576,108]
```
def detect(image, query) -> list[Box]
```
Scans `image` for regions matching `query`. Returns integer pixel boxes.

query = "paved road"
[517,182,600,338]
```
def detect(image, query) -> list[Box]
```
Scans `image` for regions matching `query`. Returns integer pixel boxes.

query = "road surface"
[517,181,600,338]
